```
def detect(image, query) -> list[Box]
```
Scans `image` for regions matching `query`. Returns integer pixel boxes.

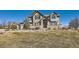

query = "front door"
[43,19,47,28]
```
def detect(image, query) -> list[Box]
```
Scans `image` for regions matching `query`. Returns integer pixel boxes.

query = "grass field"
[0,30,79,48]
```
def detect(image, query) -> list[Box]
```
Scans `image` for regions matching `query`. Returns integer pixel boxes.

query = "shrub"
[11,24,17,30]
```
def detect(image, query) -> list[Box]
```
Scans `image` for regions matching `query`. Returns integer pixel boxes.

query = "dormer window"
[52,16,56,19]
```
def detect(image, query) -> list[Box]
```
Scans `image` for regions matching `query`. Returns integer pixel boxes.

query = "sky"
[0,10,79,26]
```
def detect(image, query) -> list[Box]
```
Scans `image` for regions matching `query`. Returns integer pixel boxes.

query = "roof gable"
[53,12,60,17]
[32,10,44,17]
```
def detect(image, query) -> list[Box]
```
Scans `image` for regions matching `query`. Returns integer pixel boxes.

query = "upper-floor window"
[35,15,40,19]
[52,15,56,19]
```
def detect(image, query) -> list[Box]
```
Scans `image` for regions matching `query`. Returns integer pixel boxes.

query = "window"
[51,21,57,26]
[52,16,56,19]
[28,18,32,21]
[35,15,40,19]
[35,23,36,26]
[29,22,32,24]
[35,27,39,30]
[39,21,41,25]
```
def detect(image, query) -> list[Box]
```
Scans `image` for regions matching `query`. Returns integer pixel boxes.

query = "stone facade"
[28,11,60,30]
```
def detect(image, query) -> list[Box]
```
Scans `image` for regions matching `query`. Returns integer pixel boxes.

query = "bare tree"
[24,17,30,29]
[69,17,79,30]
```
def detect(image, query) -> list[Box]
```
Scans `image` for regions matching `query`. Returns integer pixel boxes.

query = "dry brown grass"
[0,30,79,48]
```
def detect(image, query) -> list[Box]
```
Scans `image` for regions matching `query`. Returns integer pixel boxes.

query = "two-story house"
[27,11,60,30]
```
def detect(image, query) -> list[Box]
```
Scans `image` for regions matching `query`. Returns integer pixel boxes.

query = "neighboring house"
[7,22,18,30]
[7,22,24,30]
[27,11,60,30]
